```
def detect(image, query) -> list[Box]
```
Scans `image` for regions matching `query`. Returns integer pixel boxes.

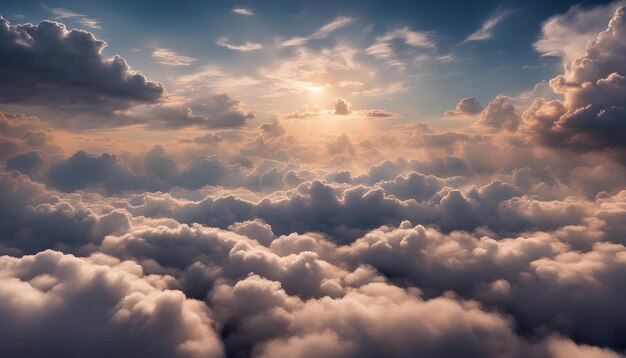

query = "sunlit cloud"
[258,45,361,94]
[533,1,626,62]
[216,37,263,51]
[306,84,330,93]
[42,4,102,29]
[464,8,514,42]
[231,7,255,16]
[2,3,626,358]
[367,27,435,68]
[151,47,197,66]
[175,65,261,93]
[281,16,354,47]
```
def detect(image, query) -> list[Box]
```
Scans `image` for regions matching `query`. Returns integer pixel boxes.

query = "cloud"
[0,16,164,126]
[0,250,224,357]
[148,94,255,129]
[534,1,626,62]
[260,119,286,136]
[258,45,360,94]
[281,16,353,47]
[42,4,102,29]
[366,27,435,67]
[231,8,254,16]
[3,4,626,356]
[363,109,398,118]
[175,65,261,92]
[216,37,262,51]
[480,95,521,131]
[522,6,626,154]
[464,9,513,42]
[151,47,197,66]
[444,97,484,116]
[334,98,352,115]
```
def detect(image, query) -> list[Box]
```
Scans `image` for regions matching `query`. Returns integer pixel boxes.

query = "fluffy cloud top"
[2,4,626,358]
[0,17,164,123]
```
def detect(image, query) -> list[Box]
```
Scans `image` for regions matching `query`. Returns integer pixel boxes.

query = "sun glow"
[306,84,329,93]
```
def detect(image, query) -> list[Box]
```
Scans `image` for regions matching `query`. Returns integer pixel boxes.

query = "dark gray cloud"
[444,97,483,116]
[0,17,164,126]
[47,151,164,194]
[6,151,44,180]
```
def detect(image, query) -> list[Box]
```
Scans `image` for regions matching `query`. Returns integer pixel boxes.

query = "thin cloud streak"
[151,47,197,66]
[464,8,514,42]
[281,16,354,47]
[216,37,263,51]
[42,4,102,29]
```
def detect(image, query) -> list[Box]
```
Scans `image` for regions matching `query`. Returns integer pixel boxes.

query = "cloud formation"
[0,17,164,124]
[232,8,255,16]
[152,47,197,66]
[2,4,626,358]
[281,16,353,47]
[523,6,626,154]
[464,8,513,42]
[216,37,263,51]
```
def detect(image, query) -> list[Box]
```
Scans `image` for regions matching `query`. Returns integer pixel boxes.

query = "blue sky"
[1,0,613,121]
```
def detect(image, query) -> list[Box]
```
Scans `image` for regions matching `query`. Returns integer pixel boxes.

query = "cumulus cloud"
[444,97,484,116]
[2,4,626,357]
[480,95,521,131]
[260,119,286,136]
[148,94,255,129]
[0,17,164,125]
[523,6,626,154]
[534,1,626,62]
[0,250,224,357]
[334,98,352,115]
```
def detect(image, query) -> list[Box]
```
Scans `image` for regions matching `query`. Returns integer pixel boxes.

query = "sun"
[306,84,329,93]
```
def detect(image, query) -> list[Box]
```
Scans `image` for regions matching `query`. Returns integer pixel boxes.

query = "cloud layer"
[1,4,626,358]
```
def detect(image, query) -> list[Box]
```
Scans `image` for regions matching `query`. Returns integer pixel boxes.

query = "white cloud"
[231,7,255,16]
[534,1,626,62]
[42,4,102,29]
[281,16,354,47]
[366,27,435,68]
[464,9,513,42]
[151,47,197,66]
[216,37,262,52]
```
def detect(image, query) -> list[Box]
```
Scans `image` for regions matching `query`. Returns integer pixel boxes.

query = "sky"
[1,0,626,357]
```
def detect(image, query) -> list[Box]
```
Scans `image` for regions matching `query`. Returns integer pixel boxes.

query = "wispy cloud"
[42,4,102,29]
[175,65,260,92]
[232,7,255,16]
[366,27,435,68]
[151,47,197,66]
[216,37,263,52]
[464,9,514,42]
[281,16,354,47]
